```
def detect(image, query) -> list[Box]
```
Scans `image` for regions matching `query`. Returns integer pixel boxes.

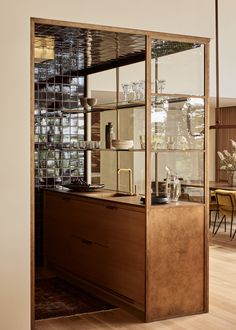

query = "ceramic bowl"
[112,139,134,149]
[79,97,88,107]
[87,98,97,107]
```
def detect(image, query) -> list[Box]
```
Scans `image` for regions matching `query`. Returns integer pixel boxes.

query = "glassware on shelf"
[78,141,86,149]
[121,84,131,103]
[121,80,145,102]
[166,136,175,150]
[165,166,181,202]
[94,141,100,149]
[78,140,101,150]
[138,80,145,100]
[156,79,166,93]
[131,81,140,100]
[140,135,145,149]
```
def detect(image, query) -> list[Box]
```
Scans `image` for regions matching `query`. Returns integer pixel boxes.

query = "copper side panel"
[146,204,206,321]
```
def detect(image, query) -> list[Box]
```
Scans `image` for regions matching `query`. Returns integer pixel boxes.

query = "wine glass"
[138,80,145,100]
[131,82,139,100]
[157,79,166,93]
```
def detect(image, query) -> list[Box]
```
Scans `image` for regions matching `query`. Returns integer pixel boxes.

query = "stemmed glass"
[138,80,145,100]
[131,82,140,100]
[157,79,166,93]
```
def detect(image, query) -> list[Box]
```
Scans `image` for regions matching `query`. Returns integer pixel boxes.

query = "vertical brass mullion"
[204,41,210,313]
[145,35,151,207]
[116,32,120,190]
[145,34,152,322]
[30,18,35,330]
[154,57,159,196]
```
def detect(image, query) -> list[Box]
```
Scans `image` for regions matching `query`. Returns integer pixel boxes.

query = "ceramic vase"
[228,171,236,186]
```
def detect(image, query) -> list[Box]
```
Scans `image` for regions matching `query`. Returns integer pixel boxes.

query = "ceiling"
[35,23,201,76]
[35,23,146,75]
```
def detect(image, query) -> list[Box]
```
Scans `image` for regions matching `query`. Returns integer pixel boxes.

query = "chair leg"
[230,211,234,238]
[231,229,236,240]
[209,210,212,229]
[213,214,226,236]
[212,210,220,234]
[212,210,218,234]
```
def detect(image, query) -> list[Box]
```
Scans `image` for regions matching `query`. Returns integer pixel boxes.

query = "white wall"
[2,1,232,329]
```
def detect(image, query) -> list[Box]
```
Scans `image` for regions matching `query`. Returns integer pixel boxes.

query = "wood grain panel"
[146,204,206,321]
[43,191,145,306]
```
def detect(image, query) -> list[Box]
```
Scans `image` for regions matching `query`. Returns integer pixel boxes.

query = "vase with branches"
[217,139,236,185]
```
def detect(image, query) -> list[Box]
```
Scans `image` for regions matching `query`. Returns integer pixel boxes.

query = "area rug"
[35,277,116,320]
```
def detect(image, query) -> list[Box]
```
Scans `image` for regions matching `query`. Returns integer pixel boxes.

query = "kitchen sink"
[91,192,131,198]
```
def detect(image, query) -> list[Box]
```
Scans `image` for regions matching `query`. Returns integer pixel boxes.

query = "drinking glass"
[94,141,100,149]
[138,80,145,100]
[139,135,145,149]
[157,79,166,93]
[121,84,130,102]
[131,82,139,100]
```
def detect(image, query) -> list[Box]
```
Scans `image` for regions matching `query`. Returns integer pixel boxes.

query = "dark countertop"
[45,186,145,209]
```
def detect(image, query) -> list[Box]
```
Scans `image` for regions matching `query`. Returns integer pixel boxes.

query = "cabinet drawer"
[44,191,71,223]
[68,198,110,245]
[44,221,70,268]
[67,234,109,287]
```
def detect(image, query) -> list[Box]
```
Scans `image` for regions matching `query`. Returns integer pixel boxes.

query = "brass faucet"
[117,168,134,195]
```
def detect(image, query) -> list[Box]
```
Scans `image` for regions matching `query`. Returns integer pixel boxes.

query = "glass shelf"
[62,101,145,114]
[35,143,205,153]
[94,148,144,152]
[151,149,205,152]
[151,93,205,99]
[34,143,145,152]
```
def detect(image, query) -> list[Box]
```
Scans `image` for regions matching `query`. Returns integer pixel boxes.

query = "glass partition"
[150,38,205,204]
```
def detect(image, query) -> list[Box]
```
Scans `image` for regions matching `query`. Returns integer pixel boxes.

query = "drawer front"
[44,220,70,268]
[67,234,109,287]
[102,206,145,305]
[68,198,110,246]
[44,191,71,223]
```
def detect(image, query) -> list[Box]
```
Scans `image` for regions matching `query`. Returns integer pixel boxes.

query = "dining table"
[209,181,236,191]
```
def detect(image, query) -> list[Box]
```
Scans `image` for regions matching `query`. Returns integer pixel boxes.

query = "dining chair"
[212,189,236,238]
[209,190,219,229]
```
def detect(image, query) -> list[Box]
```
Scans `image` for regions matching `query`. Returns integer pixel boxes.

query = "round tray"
[63,183,105,192]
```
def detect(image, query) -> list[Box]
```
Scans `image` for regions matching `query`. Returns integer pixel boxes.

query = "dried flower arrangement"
[217,139,236,170]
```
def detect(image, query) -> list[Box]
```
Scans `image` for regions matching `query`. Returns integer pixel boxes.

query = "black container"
[105,122,113,148]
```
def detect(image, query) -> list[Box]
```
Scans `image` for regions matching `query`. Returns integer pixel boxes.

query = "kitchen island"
[43,188,207,321]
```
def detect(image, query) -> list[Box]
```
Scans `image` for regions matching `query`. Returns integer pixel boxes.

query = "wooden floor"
[35,241,236,330]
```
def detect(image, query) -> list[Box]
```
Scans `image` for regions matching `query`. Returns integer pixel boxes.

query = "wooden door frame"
[30,17,210,328]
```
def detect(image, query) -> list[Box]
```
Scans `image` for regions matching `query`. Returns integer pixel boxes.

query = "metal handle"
[61,196,70,201]
[106,205,118,210]
[82,239,93,245]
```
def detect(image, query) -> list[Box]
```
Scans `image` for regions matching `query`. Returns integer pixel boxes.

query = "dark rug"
[35,277,116,320]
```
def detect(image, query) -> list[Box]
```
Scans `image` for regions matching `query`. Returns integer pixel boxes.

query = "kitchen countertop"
[45,186,204,209]
[45,186,145,208]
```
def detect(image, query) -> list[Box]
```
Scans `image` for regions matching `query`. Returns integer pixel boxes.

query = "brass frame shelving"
[31,17,210,327]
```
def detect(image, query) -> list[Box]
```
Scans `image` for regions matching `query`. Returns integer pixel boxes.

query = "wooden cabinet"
[43,192,71,268]
[147,204,206,320]
[43,191,145,307]
[40,23,210,323]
